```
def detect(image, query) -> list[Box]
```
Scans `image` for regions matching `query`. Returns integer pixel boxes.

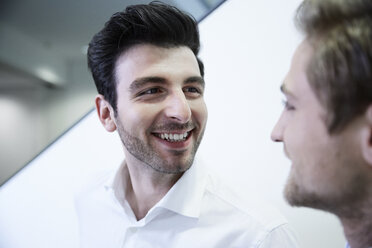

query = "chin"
[154,164,191,175]
[284,178,301,207]
[284,176,332,212]
[284,172,311,207]
[149,155,194,174]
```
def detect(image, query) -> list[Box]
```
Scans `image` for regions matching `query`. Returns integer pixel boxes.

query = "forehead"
[283,40,327,111]
[284,41,315,99]
[284,41,313,94]
[114,44,200,86]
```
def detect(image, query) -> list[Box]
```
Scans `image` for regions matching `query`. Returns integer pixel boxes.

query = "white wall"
[0,0,347,247]
[0,113,123,248]
[0,91,48,184]
[198,0,346,247]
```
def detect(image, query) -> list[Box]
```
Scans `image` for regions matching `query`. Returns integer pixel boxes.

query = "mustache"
[151,121,196,132]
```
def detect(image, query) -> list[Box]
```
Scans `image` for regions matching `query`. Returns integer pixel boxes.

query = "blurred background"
[0,0,224,185]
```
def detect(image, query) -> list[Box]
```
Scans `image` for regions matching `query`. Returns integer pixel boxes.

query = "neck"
[338,197,372,248]
[123,157,183,221]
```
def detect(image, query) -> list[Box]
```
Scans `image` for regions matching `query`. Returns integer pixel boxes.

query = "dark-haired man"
[271,0,372,247]
[76,2,298,247]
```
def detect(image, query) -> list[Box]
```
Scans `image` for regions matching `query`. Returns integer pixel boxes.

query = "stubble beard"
[284,165,369,219]
[284,172,322,208]
[116,119,204,174]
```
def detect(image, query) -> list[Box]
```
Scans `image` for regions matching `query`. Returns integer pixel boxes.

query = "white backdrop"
[0,0,346,247]
[198,0,345,247]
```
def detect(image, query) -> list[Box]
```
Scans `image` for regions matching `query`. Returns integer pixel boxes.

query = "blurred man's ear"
[361,104,372,166]
[95,94,117,132]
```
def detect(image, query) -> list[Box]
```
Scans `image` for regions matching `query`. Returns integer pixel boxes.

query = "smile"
[153,131,190,142]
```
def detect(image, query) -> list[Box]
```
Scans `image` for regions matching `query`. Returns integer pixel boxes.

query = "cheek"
[117,105,155,131]
[190,100,208,124]
[290,134,333,184]
[286,111,324,149]
[284,118,319,174]
[285,118,308,152]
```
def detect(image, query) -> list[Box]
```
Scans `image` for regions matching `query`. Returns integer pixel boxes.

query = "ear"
[361,104,372,166]
[95,94,117,132]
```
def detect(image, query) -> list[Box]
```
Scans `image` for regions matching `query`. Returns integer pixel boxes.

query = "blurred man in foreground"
[271,0,372,247]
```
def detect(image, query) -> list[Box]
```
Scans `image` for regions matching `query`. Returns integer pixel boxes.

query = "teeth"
[157,132,189,142]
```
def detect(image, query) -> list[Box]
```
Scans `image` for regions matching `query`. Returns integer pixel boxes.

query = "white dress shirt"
[75,159,299,248]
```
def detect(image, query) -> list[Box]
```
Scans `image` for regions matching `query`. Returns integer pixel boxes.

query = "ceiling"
[0,0,222,90]
[0,62,46,90]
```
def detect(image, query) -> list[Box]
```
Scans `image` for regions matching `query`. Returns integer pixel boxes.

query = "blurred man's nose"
[271,116,284,142]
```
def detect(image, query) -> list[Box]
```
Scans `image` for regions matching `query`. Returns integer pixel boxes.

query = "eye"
[185,87,198,92]
[138,88,162,96]
[183,86,202,96]
[282,99,295,111]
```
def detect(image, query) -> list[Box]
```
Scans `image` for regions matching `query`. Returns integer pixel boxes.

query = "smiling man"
[76,2,298,248]
[271,0,372,247]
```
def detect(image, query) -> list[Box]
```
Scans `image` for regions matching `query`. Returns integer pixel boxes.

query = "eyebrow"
[129,76,205,92]
[129,77,166,92]
[184,76,205,88]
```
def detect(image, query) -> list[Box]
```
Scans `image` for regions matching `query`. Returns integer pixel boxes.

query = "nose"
[271,115,284,142]
[164,91,192,123]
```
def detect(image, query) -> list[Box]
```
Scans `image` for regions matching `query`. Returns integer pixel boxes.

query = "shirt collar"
[104,162,122,190]
[104,157,208,220]
[104,161,128,202]
[155,157,208,219]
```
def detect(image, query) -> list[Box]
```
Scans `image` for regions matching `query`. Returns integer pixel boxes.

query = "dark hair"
[87,1,204,112]
[296,0,372,133]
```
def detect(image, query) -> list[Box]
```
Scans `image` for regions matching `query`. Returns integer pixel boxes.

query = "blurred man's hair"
[296,0,372,133]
